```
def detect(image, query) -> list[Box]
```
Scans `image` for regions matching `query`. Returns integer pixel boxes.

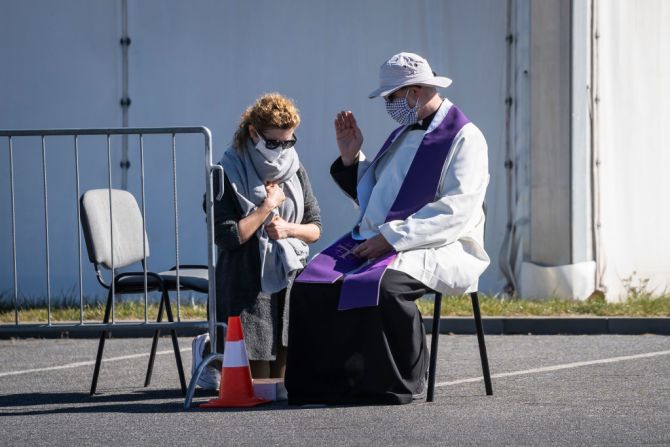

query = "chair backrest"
[79,189,150,270]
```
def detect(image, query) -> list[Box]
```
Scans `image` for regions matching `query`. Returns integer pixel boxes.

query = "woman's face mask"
[255,138,283,162]
[253,128,297,162]
[385,89,421,125]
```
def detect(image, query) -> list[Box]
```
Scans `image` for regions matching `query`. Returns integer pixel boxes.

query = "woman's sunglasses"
[257,130,298,150]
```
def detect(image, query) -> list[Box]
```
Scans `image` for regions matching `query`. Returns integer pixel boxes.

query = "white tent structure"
[1,0,668,302]
[507,0,670,301]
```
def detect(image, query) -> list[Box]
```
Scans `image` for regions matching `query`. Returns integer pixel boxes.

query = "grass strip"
[0,301,207,324]
[416,294,670,317]
[1,294,669,324]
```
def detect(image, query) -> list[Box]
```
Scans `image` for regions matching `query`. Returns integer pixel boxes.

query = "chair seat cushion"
[115,273,163,293]
[159,268,209,293]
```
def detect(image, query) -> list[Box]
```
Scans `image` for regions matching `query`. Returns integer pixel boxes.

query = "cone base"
[200,396,271,408]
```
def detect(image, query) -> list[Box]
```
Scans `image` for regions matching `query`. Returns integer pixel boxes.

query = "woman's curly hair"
[233,93,301,151]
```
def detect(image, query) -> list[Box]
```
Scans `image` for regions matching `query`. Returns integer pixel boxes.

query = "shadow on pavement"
[0,387,418,415]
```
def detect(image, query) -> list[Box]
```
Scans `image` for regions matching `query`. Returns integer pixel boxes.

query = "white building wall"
[0,0,509,301]
[0,0,122,302]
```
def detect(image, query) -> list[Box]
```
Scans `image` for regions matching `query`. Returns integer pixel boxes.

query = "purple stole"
[297,106,470,310]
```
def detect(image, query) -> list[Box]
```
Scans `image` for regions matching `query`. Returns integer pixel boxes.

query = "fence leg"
[184,353,224,409]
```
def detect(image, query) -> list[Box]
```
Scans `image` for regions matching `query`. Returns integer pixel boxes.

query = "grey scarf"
[220,139,307,293]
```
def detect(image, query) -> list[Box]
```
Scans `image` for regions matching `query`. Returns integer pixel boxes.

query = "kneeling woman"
[214,93,321,378]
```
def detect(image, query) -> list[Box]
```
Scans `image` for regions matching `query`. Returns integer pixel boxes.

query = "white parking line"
[436,349,670,387]
[3,347,669,385]
[0,348,192,378]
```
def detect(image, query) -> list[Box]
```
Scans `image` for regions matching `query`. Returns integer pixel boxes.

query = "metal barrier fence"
[0,127,222,343]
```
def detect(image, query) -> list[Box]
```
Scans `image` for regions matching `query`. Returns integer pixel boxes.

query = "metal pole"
[185,128,221,409]
[74,135,84,324]
[590,0,604,292]
[0,127,214,137]
[120,0,131,190]
[107,135,115,323]
[8,137,19,325]
[203,129,222,351]
[171,133,181,321]
[140,134,148,323]
[500,0,518,295]
[41,136,52,325]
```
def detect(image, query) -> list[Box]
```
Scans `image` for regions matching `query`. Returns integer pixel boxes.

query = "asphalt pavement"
[1,334,669,446]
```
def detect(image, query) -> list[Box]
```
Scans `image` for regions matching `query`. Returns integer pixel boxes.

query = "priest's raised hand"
[334,110,364,166]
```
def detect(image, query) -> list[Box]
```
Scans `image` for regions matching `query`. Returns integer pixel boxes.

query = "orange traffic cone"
[201,316,271,408]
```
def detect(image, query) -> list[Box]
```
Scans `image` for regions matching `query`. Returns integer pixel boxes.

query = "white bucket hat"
[368,52,452,99]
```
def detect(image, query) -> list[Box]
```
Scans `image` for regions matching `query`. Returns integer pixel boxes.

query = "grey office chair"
[80,189,207,395]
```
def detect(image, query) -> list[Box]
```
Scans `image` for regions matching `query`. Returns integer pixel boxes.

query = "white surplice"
[349,99,490,294]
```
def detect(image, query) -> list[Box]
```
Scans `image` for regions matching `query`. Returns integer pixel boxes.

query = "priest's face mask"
[384,87,422,125]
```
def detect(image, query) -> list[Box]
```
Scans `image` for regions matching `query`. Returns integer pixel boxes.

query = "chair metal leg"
[426,291,442,402]
[163,291,187,396]
[90,289,113,395]
[470,292,493,395]
[144,294,165,387]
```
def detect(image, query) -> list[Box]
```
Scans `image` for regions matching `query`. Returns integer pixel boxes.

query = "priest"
[285,52,490,405]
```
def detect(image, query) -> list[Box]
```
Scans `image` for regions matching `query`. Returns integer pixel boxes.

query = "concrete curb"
[423,316,670,335]
[1,317,669,338]
[0,322,208,339]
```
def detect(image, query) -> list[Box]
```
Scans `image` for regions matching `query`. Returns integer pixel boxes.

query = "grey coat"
[212,165,321,360]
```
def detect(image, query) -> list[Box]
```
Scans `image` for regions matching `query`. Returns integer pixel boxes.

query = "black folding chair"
[426,291,493,401]
[144,265,208,390]
[80,189,207,396]
[426,202,493,402]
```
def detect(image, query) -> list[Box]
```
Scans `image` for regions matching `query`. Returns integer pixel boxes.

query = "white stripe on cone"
[223,340,249,368]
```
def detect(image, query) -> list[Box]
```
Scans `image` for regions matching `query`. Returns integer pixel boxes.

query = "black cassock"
[285,269,430,405]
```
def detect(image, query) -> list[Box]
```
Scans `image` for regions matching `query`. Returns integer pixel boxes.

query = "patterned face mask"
[385,89,421,125]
